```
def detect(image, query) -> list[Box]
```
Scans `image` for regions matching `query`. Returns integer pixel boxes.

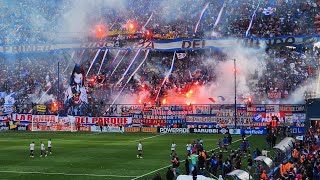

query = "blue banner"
[0,36,318,54]
[290,126,305,135]
[242,128,267,135]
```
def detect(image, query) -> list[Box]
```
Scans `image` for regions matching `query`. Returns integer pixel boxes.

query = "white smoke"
[282,79,317,104]
[58,0,128,40]
[193,43,267,104]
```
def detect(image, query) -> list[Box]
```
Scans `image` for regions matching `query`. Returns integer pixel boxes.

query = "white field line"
[131,134,253,180]
[0,170,136,178]
[132,133,165,142]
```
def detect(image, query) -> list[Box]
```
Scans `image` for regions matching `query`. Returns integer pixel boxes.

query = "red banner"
[28,124,91,132]
[267,92,281,99]
[141,119,166,126]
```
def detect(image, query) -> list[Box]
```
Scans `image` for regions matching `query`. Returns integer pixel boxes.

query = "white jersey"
[138,143,142,151]
[171,143,176,151]
[48,141,52,148]
[30,143,34,151]
[186,144,192,151]
[41,143,45,151]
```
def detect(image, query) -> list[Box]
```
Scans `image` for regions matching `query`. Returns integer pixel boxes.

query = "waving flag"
[4,93,15,105]
[208,98,215,103]
[262,7,276,16]
[218,96,225,101]
[176,53,187,59]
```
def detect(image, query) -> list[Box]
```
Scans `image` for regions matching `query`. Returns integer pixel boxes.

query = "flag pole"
[234,59,237,128]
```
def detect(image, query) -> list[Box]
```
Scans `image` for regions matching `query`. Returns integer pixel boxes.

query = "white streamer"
[97,49,109,75]
[86,49,101,76]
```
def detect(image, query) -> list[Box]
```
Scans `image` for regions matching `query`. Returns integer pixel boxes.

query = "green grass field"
[0,131,268,180]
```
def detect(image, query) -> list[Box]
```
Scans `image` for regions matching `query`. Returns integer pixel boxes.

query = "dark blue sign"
[166,119,186,125]
[290,126,305,135]
[242,128,266,135]
[253,114,263,122]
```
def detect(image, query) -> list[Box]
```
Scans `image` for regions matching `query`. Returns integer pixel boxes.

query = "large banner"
[279,105,305,113]
[12,114,132,126]
[75,116,132,126]
[0,114,12,122]
[13,114,56,123]
[1,36,317,54]
[186,114,253,126]
[0,41,118,54]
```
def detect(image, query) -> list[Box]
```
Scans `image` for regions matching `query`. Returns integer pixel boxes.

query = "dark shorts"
[138,150,142,154]
[30,150,34,153]
[48,147,52,151]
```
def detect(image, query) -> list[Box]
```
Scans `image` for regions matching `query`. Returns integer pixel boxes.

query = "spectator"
[191,166,197,180]
[247,155,253,171]
[260,170,268,180]
[210,156,218,176]
[153,173,162,180]
[185,158,190,175]
[166,168,174,180]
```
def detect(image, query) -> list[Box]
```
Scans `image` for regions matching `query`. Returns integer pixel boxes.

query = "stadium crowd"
[0,46,319,115]
[0,0,319,45]
[0,0,319,115]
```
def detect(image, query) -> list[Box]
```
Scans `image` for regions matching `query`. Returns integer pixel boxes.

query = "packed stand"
[1,0,319,46]
[0,46,319,115]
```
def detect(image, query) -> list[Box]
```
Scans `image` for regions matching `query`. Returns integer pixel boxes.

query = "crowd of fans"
[228,0,318,37]
[0,46,318,115]
[0,0,319,45]
[0,0,319,115]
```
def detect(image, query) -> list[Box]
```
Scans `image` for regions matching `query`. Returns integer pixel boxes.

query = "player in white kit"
[186,143,192,154]
[171,141,176,156]
[48,139,52,154]
[137,141,143,159]
[40,141,47,157]
[30,142,35,157]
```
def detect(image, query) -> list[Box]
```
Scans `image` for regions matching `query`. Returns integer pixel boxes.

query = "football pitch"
[0,131,266,180]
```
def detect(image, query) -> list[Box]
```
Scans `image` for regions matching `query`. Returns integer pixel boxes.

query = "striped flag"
[176,53,187,59]
[262,7,276,16]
